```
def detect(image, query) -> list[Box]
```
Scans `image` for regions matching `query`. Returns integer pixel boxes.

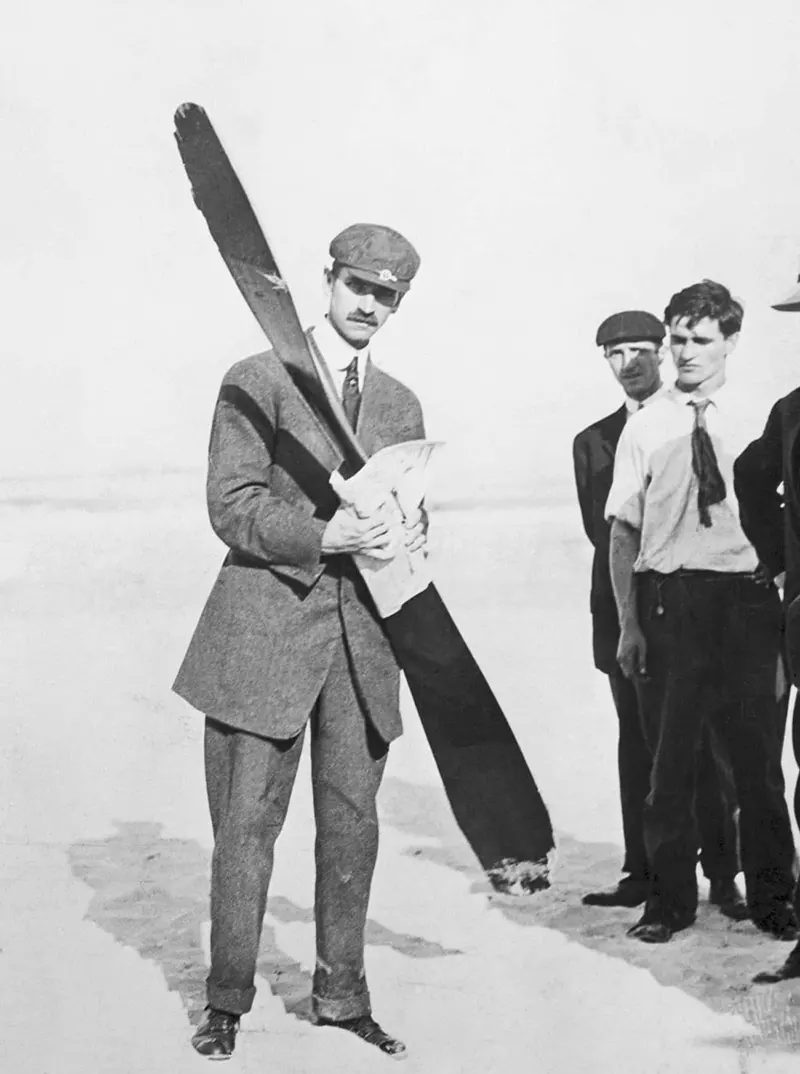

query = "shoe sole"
[191,1049,234,1061]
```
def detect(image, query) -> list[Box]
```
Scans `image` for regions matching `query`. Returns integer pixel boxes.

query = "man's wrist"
[619,608,640,631]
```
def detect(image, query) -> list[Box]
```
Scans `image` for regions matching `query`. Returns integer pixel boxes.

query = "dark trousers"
[204,636,388,1020]
[792,690,800,917]
[609,666,738,882]
[635,571,794,926]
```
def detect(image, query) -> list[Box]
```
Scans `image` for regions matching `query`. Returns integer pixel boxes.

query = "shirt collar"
[312,316,370,391]
[668,378,729,409]
[625,383,667,414]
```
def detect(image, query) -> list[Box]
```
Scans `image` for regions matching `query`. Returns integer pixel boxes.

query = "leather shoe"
[627,906,695,944]
[753,941,800,983]
[315,1014,407,1058]
[708,877,749,921]
[191,1008,240,1059]
[752,903,799,941]
[628,921,674,943]
[582,876,649,908]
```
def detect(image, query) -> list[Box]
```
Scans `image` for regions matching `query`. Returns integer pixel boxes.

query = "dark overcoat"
[173,345,425,742]
[734,388,800,682]
[572,405,627,674]
[734,388,800,605]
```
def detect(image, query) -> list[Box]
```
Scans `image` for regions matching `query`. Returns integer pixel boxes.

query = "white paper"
[329,439,443,617]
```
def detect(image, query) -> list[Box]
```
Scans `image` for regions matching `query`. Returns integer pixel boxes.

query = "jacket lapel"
[356,358,389,455]
[599,406,627,464]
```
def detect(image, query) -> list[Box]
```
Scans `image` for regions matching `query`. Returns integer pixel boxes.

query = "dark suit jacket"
[573,405,627,674]
[734,386,800,614]
[173,346,425,742]
[733,389,800,687]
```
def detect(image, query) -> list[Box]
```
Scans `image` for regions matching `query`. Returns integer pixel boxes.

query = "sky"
[4,0,800,500]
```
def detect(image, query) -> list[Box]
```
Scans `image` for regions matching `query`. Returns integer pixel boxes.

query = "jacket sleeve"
[400,390,426,441]
[572,433,596,546]
[206,365,328,589]
[414,400,426,440]
[733,402,785,578]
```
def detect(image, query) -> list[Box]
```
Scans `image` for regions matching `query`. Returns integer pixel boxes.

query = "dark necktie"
[690,399,727,528]
[342,356,361,430]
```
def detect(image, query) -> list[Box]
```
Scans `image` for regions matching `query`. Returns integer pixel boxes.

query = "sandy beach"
[1,471,800,1073]
[7,0,800,1067]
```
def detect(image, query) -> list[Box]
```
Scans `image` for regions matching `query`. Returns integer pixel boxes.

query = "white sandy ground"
[3,472,800,1073]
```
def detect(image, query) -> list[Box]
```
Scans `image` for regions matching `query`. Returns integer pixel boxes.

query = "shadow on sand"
[68,780,800,1054]
[68,819,462,1028]
[377,775,800,1057]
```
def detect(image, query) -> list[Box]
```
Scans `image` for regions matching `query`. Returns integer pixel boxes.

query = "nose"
[359,293,376,313]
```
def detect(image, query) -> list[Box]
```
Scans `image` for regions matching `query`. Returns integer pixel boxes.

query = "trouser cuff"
[746,868,795,911]
[701,861,740,882]
[311,987,371,1022]
[622,862,649,881]
[207,981,256,1016]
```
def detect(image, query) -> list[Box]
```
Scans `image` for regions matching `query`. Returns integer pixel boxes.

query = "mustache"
[347,312,378,326]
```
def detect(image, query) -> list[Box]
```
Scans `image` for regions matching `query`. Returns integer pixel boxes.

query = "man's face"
[603,339,663,401]
[668,316,738,390]
[325,267,401,347]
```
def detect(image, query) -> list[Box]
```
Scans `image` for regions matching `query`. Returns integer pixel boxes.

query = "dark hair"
[663,279,744,339]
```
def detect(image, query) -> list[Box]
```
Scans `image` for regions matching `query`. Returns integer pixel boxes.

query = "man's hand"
[617,621,648,680]
[322,507,394,559]
[403,506,429,555]
[753,562,777,588]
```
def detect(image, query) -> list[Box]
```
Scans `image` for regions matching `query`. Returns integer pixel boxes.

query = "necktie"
[342,356,361,430]
[690,400,727,528]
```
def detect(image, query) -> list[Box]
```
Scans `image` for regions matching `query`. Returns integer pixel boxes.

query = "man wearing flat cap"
[573,311,743,918]
[174,223,426,1059]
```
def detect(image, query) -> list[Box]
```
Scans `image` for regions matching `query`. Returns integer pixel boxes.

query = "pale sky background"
[4,0,800,501]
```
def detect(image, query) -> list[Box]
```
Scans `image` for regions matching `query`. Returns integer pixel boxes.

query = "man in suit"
[174,223,427,1059]
[735,269,800,981]
[573,310,744,916]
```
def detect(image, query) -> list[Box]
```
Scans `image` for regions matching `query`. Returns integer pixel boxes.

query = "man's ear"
[724,331,740,356]
[322,266,333,297]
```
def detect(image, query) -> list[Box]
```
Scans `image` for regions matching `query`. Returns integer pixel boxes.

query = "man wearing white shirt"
[310,311,370,398]
[606,279,795,944]
[573,311,741,916]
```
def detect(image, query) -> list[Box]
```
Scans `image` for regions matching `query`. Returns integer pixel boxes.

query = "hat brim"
[772,283,800,312]
[340,264,410,294]
[598,333,664,348]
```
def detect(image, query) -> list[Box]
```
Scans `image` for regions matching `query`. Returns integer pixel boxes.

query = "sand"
[3,471,800,1073]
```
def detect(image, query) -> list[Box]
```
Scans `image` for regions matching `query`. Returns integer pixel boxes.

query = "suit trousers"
[608,666,738,882]
[635,571,794,927]
[203,634,388,1020]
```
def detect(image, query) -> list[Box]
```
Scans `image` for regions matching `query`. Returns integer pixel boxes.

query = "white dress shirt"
[606,381,758,574]
[311,316,370,397]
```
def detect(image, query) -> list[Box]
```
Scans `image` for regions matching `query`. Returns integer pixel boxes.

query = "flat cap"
[596,310,665,348]
[329,222,420,294]
[773,272,800,312]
